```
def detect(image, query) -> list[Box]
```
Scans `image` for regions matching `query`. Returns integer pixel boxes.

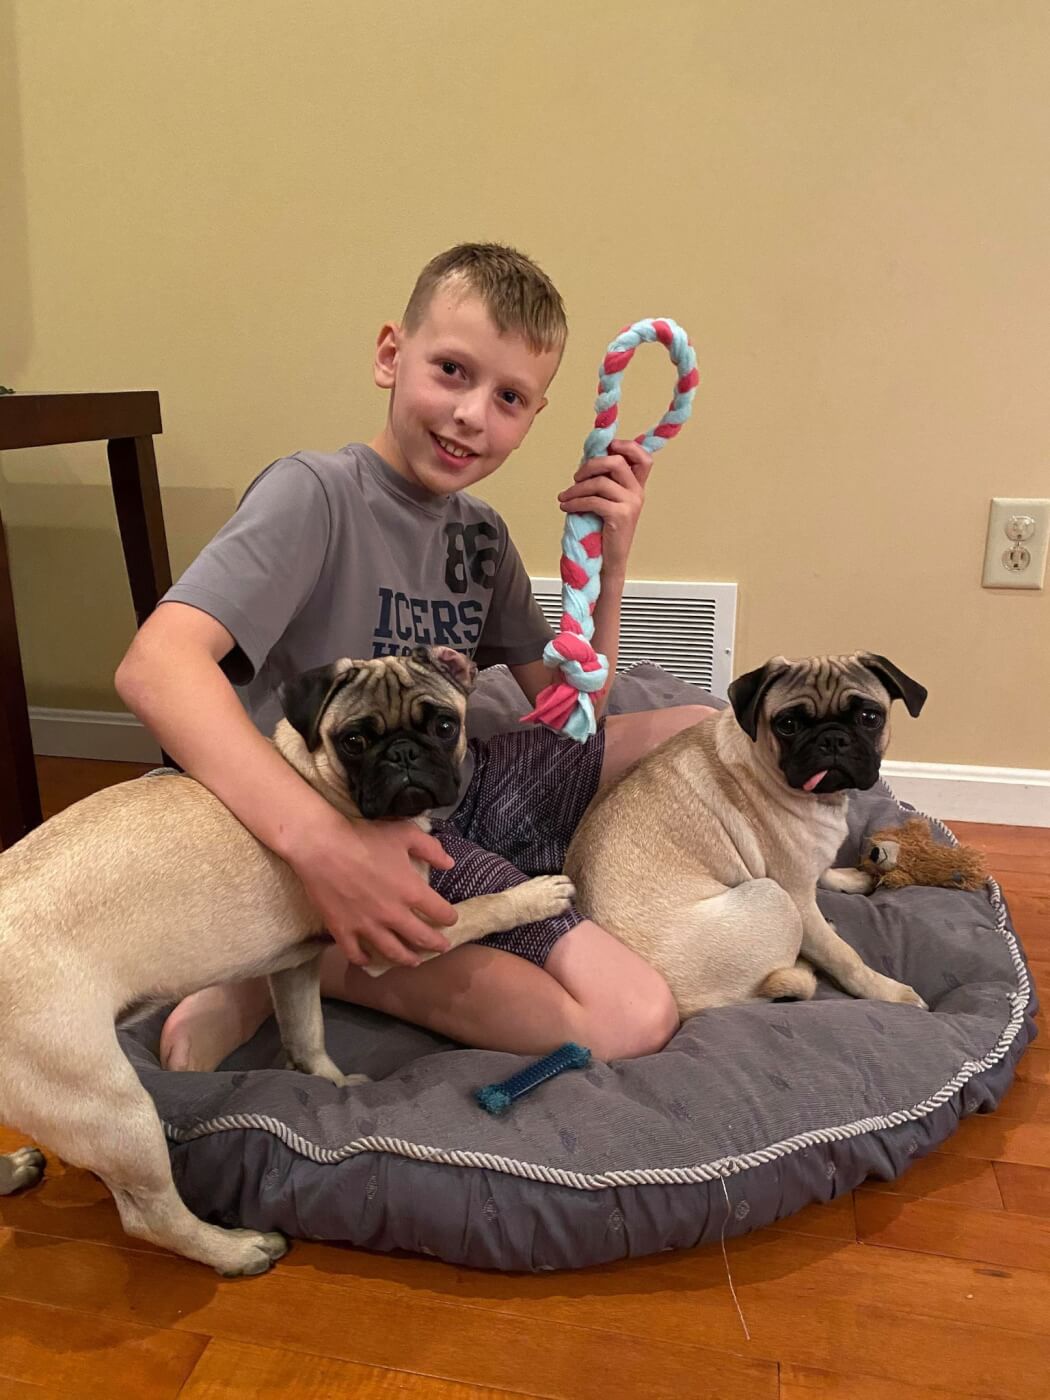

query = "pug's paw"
[820,866,877,895]
[517,874,577,921]
[882,978,928,1011]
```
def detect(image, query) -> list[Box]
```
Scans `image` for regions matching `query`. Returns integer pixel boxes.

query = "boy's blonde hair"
[402,243,567,356]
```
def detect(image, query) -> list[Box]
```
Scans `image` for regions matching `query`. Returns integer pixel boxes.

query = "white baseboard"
[30,707,162,765]
[881,760,1050,828]
[27,709,1050,827]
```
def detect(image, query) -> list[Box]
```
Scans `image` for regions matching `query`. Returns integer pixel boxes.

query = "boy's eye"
[499,389,522,406]
[440,361,460,377]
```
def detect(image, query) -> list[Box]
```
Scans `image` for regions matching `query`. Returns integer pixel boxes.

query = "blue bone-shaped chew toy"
[475,1042,592,1116]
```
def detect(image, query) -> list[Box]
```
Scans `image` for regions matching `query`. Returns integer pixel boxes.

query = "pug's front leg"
[796,899,927,1009]
[364,876,576,977]
[819,867,877,895]
[269,955,369,1085]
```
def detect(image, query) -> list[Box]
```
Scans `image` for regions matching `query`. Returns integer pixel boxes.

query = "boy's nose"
[452,392,485,432]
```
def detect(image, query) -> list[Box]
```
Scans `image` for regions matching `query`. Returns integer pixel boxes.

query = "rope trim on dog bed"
[164,793,1032,1190]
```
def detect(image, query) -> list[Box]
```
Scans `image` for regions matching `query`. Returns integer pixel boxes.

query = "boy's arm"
[115,602,457,967]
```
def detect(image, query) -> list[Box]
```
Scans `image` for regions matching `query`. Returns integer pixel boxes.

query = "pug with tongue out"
[565,653,929,1018]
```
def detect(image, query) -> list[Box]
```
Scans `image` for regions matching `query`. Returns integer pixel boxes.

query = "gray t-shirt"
[163,443,554,746]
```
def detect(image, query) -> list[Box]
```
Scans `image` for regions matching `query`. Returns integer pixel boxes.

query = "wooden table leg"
[0,503,43,847]
[107,435,176,769]
[107,435,173,626]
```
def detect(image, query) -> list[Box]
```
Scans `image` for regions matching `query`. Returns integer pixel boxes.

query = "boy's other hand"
[286,816,458,970]
[557,438,653,574]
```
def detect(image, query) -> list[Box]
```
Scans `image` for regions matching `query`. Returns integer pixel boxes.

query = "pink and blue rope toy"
[522,318,698,742]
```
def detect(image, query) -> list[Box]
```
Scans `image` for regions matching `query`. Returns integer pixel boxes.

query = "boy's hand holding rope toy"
[522,318,698,742]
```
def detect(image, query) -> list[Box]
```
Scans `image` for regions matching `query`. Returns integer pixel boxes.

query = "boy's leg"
[600,704,717,788]
[161,903,678,1071]
[321,921,677,1062]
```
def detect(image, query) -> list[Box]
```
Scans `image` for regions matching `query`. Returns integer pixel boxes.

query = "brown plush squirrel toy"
[859,818,988,892]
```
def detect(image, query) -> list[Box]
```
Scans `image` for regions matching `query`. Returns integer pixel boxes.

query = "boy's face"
[371,289,561,496]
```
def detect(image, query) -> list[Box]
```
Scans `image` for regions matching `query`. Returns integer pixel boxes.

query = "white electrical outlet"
[982,497,1050,589]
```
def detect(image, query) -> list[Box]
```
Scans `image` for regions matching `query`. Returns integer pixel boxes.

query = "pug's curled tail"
[757,961,817,1002]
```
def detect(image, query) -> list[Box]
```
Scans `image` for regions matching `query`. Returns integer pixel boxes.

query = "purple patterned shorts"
[429,725,607,967]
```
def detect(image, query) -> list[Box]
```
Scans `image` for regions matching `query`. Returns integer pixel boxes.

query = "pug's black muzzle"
[355,731,461,819]
[780,722,881,795]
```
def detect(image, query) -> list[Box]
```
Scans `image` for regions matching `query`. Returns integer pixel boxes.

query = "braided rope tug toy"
[521,318,698,741]
[475,1042,592,1116]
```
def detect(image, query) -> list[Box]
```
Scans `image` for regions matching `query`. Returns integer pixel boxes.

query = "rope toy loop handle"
[521,318,698,741]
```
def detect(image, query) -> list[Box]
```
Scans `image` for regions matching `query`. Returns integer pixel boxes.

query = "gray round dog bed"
[119,666,1037,1272]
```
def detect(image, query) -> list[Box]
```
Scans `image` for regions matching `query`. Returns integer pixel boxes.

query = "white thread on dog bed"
[719,1176,751,1340]
[163,790,1033,1197]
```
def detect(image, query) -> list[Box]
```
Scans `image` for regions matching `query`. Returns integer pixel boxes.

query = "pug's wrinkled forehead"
[328,649,474,729]
[764,655,895,718]
[280,646,477,752]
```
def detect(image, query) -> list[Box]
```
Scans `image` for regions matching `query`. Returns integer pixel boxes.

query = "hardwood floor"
[1,758,1046,1398]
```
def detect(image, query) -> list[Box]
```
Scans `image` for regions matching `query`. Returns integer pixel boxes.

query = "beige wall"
[2,0,1047,766]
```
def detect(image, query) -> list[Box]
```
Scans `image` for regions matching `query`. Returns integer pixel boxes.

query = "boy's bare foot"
[159,979,273,1072]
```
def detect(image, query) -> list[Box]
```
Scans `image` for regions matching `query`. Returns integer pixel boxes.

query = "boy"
[116,243,714,1071]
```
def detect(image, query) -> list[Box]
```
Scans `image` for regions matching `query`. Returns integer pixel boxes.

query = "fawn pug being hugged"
[0,647,572,1275]
[566,653,929,1018]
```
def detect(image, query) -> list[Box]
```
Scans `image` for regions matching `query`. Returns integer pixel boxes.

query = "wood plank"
[0,1295,203,1398]
[180,1338,532,1399]
[1015,1046,1050,1086]
[860,1152,1004,1209]
[994,1163,1050,1219]
[0,1229,776,1400]
[990,1079,1050,1121]
[0,1128,164,1254]
[0,1381,72,1398]
[951,823,1050,857]
[766,1191,856,1241]
[34,756,152,821]
[855,1191,1050,1273]
[997,870,1050,896]
[286,1223,1050,1355]
[0,391,162,449]
[779,1363,995,1400]
[6,1225,1050,1398]
[937,1113,1050,1167]
[1003,896,1050,938]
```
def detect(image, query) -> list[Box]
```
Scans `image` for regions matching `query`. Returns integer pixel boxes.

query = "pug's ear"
[728,657,790,742]
[278,660,357,751]
[859,654,928,718]
[413,645,478,695]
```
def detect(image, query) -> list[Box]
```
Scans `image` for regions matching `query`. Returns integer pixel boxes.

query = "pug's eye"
[858,708,884,730]
[773,714,801,737]
[433,715,460,742]
[340,733,368,757]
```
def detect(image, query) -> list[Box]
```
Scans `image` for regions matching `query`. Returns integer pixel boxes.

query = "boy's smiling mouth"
[431,433,479,466]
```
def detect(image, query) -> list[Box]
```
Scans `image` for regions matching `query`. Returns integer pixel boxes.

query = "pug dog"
[565,653,928,1019]
[0,646,573,1276]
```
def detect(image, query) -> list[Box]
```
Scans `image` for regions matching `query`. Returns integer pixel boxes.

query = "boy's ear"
[534,396,549,415]
[373,322,400,389]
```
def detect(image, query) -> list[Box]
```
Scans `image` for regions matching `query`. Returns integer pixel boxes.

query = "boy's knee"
[588,978,679,1061]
